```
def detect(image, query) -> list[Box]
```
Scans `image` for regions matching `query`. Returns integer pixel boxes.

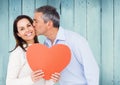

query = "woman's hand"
[31,70,44,82]
[50,72,60,83]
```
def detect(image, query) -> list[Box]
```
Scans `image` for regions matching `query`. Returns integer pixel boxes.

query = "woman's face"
[17,18,35,44]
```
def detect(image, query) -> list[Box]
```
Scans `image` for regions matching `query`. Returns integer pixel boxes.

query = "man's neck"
[46,27,59,44]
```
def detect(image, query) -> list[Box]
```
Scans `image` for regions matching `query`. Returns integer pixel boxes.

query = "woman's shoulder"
[10,46,25,57]
[8,46,26,68]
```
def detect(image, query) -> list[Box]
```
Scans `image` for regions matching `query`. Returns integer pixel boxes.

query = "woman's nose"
[25,28,29,32]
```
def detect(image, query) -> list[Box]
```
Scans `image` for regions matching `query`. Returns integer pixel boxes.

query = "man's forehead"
[34,12,43,16]
[34,12,43,19]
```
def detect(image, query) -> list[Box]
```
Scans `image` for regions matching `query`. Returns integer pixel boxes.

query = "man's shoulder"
[59,27,88,44]
[64,29,85,39]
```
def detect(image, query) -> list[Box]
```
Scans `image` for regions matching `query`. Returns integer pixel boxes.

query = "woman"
[6,15,60,85]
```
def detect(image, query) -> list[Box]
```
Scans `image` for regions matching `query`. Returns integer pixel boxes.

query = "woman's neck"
[26,40,35,45]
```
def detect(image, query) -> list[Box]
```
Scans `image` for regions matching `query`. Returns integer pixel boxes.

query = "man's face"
[33,12,48,36]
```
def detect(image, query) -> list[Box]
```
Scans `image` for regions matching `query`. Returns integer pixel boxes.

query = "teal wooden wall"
[0,0,120,85]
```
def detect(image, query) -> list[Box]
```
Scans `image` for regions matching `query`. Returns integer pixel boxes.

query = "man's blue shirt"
[44,27,99,85]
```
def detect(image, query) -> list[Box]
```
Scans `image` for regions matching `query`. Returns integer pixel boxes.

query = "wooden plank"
[9,0,22,51]
[87,0,101,68]
[35,0,47,8]
[101,0,114,85]
[22,0,34,17]
[114,0,120,85]
[0,0,9,84]
[0,56,4,85]
[60,0,74,30]
[47,0,61,14]
[74,0,87,37]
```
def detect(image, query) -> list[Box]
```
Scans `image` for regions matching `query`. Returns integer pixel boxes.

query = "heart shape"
[26,43,71,80]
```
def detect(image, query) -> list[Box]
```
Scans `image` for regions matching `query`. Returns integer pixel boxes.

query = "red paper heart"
[26,43,71,80]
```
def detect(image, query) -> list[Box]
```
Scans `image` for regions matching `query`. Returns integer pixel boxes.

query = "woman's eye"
[20,28,24,31]
[27,24,32,27]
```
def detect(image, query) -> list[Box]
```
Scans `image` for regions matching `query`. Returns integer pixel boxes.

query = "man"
[33,5,99,85]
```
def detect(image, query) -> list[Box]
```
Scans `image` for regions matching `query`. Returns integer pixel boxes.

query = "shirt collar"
[56,27,65,41]
[44,27,65,46]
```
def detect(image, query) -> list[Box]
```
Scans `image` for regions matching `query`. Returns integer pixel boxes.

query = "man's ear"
[47,20,53,27]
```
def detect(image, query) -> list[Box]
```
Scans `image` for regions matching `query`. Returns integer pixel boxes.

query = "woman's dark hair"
[11,15,39,52]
